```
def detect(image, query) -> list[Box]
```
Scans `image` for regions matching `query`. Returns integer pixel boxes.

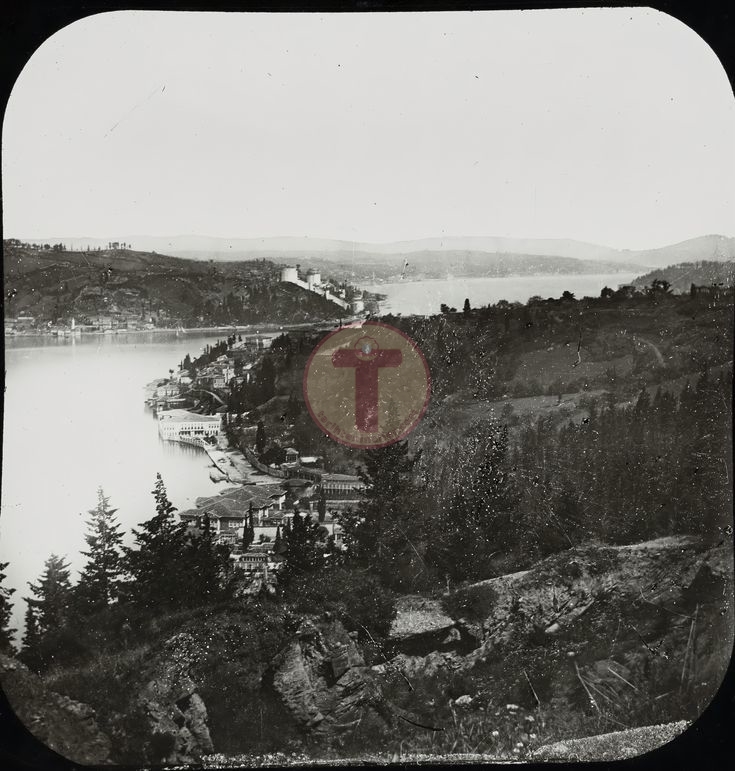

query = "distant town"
[145,329,366,595]
[3,239,380,336]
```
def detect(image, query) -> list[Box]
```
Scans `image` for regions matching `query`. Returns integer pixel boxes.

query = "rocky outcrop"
[532,721,690,761]
[135,632,214,763]
[379,535,732,733]
[0,652,112,765]
[389,595,478,656]
[460,535,732,665]
[390,596,455,640]
[376,651,465,680]
[270,619,385,734]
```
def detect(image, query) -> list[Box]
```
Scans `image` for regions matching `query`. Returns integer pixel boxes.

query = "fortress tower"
[306,270,321,290]
[280,266,298,283]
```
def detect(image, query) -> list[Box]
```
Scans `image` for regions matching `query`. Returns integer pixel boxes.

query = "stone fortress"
[279,266,365,314]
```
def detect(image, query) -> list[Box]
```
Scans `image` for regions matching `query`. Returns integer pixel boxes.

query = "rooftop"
[180,500,245,519]
[322,473,364,483]
[158,409,221,423]
[194,483,286,512]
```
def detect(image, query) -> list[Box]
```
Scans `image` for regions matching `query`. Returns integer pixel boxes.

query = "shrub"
[443,583,499,623]
[287,567,396,638]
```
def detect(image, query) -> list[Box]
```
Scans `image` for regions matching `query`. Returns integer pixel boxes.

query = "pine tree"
[75,488,124,614]
[184,512,230,602]
[317,490,327,523]
[544,487,584,556]
[21,603,41,669]
[342,441,429,590]
[20,555,74,670]
[25,555,73,633]
[0,561,16,651]
[428,422,516,581]
[123,474,188,609]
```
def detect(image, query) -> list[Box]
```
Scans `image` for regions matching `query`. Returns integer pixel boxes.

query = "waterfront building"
[320,473,366,500]
[15,315,36,330]
[157,409,222,442]
[156,382,181,399]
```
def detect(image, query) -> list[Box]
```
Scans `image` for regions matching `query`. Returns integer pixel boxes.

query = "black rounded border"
[1,2,733,771]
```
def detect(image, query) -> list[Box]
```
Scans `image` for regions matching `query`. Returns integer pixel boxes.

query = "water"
[365,272,639,316]
[1,332,235,638]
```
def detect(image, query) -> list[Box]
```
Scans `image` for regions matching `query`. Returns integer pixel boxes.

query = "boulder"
[390,595,455,641]
[270,620,382,734]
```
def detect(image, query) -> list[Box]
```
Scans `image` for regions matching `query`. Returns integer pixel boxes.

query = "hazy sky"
[2,8,734,249]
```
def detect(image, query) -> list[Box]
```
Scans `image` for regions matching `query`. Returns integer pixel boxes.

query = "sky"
[2,8,734,250]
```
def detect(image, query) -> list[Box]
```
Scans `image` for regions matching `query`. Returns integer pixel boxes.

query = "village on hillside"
[144,329,367,594]
[3,240,378,336]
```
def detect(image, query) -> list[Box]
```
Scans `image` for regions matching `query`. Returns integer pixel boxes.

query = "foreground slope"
[6,535,727,764]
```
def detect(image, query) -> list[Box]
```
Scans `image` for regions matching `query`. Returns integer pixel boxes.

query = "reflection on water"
[1,333,231,636]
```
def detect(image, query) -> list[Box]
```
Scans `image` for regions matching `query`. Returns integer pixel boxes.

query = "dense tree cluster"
[427,423,517,581]
[13,474,231,673]
[511,369,733,550]
[340,442,432,592]
[122,475,230,611]
[335,369,731,591]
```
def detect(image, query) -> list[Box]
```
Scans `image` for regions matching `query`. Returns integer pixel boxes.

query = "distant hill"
[633,260,735,293]
[2,243,346,326]
[621,235,735,268]
[18,233,629,260]
[274,250,639,283]
[18,234,734,280]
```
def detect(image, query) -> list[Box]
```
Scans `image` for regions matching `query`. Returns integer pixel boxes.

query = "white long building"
[158,409,222,443]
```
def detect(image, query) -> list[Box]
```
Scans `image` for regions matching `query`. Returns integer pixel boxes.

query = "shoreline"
[4,320,350,340]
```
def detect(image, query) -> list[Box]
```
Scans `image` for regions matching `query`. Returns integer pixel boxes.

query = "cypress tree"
[256,421,266,455]
[242,505,255,551]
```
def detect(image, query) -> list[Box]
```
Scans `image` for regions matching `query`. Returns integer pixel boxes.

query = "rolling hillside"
[633,260,735,293]
[2,243,346,326]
